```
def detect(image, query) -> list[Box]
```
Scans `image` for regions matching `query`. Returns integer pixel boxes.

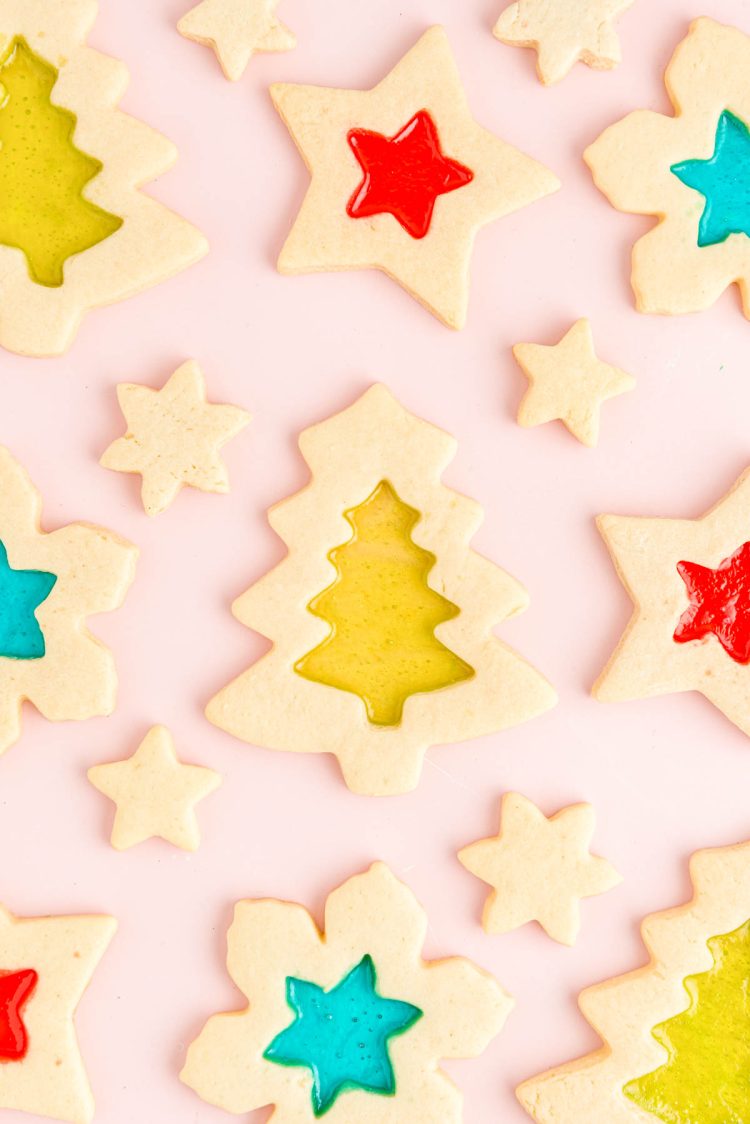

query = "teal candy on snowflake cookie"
[181,863,511,1122]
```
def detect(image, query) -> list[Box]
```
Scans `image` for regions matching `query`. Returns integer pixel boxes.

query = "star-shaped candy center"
[671,110,750,248]
[263,954,422,1115]
[346,109,474,239]
[674,542,750,663]
[0,968,37,1061]
[0,541,56,660]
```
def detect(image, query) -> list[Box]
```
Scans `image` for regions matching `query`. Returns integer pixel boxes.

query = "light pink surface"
[5,0,750,1120]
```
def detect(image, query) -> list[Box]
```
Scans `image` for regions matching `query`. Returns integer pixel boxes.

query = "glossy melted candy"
[0,969,38,1062]
[346,109,474,239]
[671,110,750,248]
[0,542,57,661]
[263,955,422,1117]
[294,480,474,726]
[673,542,750,664]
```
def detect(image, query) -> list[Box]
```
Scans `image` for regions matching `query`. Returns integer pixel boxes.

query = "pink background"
[5,0,750,1120]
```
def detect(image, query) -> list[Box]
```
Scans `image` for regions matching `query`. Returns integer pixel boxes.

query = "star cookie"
[585,18,750,318]
[513,319,635,447]
[458,793,621,946]
[178,0,295,82]
[100,360,250,517]
[518,837,750,1123]
[88,725,222,851]
[181,863,512,1122]
[271,26,560,329]
[494,0,634,85]
[0,903,115,1123]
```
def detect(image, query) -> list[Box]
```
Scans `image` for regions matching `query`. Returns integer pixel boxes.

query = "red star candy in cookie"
[0,969,37,1061]
[674,543,750,663]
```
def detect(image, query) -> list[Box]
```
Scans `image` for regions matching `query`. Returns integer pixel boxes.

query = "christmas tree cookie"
[594,467,750,738]
[585,18,750,319]
[206,384,556,795]
[0,902,115,1123]
[518,837,750,1122]
[271,27,559,329]
[494,1,634,85]
[0,448,136,755]
[0,0,207,356]
[181,862,511,1122]
[178,0,296,81]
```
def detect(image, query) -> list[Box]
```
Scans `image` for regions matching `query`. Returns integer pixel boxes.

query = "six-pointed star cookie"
[100,360,250,516]
[88,725,222,851]
[514,318,635,446]
[494,0,634,85]
[0,903,115,1123]
[594,468,750,737]
[178,0,295,81]
[458,792,621,945]
[271,26,560,329]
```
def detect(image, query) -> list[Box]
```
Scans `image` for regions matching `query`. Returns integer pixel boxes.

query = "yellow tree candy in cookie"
[206,384,556,796]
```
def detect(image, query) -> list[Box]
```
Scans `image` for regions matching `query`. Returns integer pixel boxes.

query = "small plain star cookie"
[88,725,222,851]
[458,793,621,946]
[178,0,295,82]
[513,318,635,447]
[271,26,560,329]
[100,360,251,517]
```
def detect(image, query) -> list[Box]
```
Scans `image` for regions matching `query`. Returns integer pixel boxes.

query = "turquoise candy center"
[263,954,423,1116]
[671,110,750,247]
[0,541,56,660]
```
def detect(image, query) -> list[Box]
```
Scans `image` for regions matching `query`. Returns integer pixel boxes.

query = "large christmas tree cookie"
[0,902,115,1123]
[0,447,136,754]
[206,384,556,795]
[594,468,750,738]
[585,19,750,319]
[518,837,750,1122]
[181,863,511,1122]
[0,0,207,356]
[271,27,559,329]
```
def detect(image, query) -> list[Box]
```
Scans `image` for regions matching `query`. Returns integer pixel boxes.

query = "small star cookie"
[494,0,634,85]
[88,725,222,851]
[271,26,560,329]
[178,0,295,82]
[513,319,635,447]
[100,360,250,517]
[458,793,621,945]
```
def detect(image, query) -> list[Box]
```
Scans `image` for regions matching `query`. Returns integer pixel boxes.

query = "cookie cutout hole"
[0,542,56,660]
[671,110,750,248]
[673,542,750,664]
[0,969,37,1062]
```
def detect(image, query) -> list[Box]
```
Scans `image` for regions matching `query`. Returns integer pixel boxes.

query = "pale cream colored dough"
[514,318,635,447]
[178,0,295,81]
[458,792,621,946]
[181,862,512,1122]
[0,0,208,357]
[517,838,750,1121]
[585,18,750,318]
[100,359,251,517]
[594,468,750,738]
[494,0,634,85]
[0,904,116,1124]
[88,725,222,851]
[0,448,136,755]
[271,26,560,330]
[206,384,557,796]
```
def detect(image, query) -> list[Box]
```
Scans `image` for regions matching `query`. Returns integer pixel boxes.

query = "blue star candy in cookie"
[671,110,750,247]
[0,542,56,660]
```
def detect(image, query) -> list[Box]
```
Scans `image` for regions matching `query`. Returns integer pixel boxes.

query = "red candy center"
[0,968,37,1061]
[674,542,750,663]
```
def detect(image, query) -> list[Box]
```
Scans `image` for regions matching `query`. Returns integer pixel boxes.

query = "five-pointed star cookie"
[100,360,250,517]
[178,0,295,82]
[88,726,222,851]
[458,792,621,945]
[271,26,560,329]
[494,0,635,85]
[513,318,635,446]
[0,903,115,1123]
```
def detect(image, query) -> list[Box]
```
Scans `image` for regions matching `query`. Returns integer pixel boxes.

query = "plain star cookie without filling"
[458,793,621,946]
[513,318,635,447]
[494,0,634,85]
[181,863,512,1123]
[88,725,222,851]
[271,26,559,329]
[178,0,295,82]
[100,360,250,517]
[585,18,750,319]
